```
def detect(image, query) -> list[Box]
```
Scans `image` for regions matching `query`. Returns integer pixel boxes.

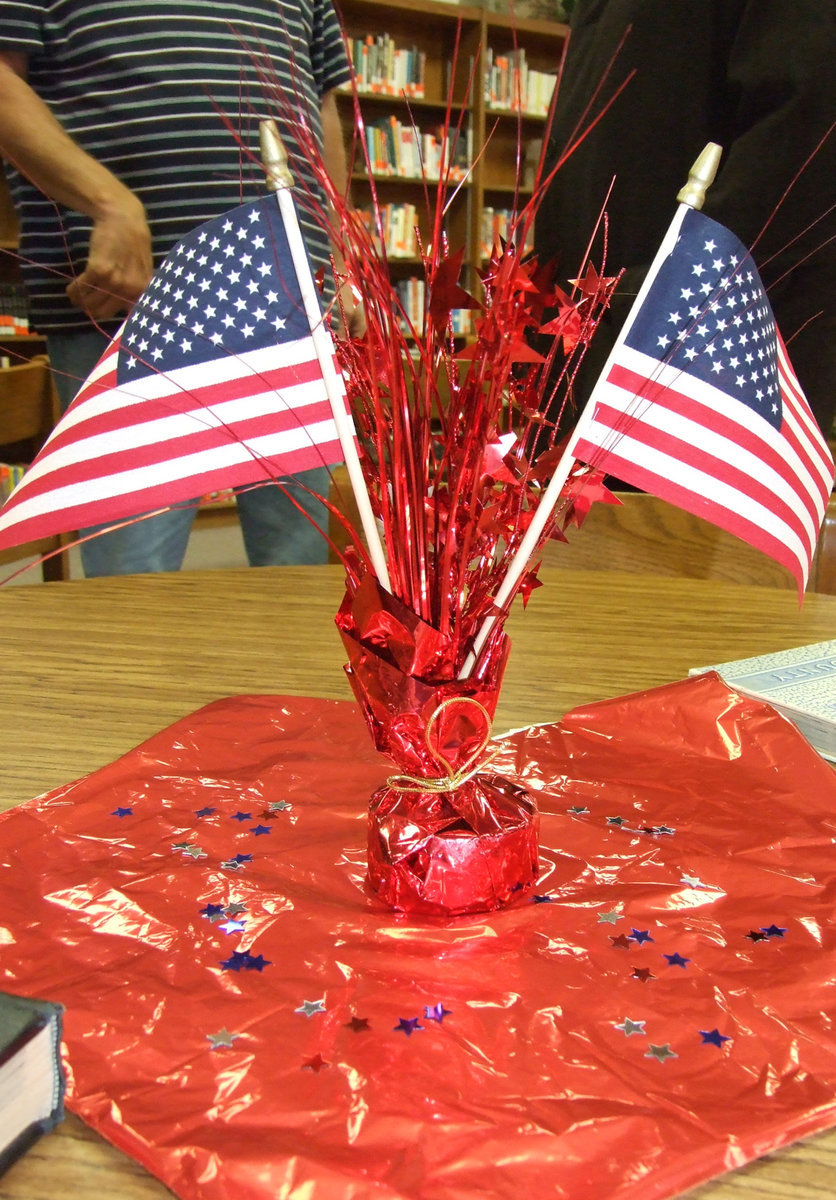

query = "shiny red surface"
[2,673,836,1199]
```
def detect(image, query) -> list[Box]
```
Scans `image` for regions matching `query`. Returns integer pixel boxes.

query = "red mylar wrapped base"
[367,773,539,916]
[2,674,836,1200]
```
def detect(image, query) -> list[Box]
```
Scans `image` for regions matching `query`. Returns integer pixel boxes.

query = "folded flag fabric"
[0,195,350,552]
[572,206,834,592]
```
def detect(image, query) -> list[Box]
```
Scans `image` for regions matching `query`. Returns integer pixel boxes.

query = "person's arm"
[0,51,153,322]
[319,88,365,337]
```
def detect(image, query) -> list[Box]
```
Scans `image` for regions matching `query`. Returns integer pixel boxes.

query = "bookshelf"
[0,3,568,352]
[336,0,568,328]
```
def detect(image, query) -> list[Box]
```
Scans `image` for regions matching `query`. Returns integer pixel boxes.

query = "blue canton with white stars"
[117,196,312,386]
[625,208,783,430]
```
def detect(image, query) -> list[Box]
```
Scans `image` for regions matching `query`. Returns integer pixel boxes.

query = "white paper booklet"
[691,640,836,762]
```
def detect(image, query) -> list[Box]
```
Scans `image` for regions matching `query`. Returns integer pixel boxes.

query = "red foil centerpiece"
[337,574,539,915]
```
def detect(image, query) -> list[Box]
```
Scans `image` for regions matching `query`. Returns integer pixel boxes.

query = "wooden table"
[1,565,834,1200]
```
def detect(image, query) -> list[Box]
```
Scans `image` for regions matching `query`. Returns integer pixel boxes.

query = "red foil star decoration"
[302,1053,329,1073]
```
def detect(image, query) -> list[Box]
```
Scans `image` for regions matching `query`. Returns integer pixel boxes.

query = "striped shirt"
[0,0,350,330]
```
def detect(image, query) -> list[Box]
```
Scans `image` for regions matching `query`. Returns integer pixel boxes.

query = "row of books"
[480,207,533,259]
[0,282,29,336]
[357,203,420,259]
[363,118,472,181]
[343,31,555,117]
[0,463,25,502]
[395,277,472,337]
[346,34,426,98]
[484,47,557,116]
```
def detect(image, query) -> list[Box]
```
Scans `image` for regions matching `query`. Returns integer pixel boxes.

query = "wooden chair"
[0,355,69,581]
[813,495,836,594]
[543,490,836,595]
[328,465,836,595]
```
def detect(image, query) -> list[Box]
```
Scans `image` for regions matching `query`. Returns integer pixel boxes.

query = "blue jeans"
[47,329,330,575]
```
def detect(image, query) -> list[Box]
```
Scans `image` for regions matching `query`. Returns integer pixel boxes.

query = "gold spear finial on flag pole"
[259,119,294,191]
[676,142,723,210]
[258,120,391,589]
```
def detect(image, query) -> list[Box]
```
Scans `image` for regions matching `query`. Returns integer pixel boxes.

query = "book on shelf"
[0,991,65,1175]
[0,282,29,336]
[484,46,557,116]
[358,203,419,258]
[480,206,533,259]
[396,277,471,336]
[690,640,836,762]
[0,463,26,502]
[346,33,425,98]
[364,117,471,181]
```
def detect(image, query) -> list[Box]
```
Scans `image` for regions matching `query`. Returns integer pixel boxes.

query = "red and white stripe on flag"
[0,335,348,552]
[572,335,833,592]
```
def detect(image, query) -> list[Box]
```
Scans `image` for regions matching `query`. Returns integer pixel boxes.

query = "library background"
[0,0,570,561]
[2,0,835,570]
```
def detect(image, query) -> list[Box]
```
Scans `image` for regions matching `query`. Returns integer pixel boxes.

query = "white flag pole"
[459,143,723,677]
[259,120,391,591]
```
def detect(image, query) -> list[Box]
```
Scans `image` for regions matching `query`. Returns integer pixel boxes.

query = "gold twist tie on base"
[386,697,499,794]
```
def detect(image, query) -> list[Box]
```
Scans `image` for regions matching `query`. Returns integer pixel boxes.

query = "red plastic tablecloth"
[2,672,836,1199]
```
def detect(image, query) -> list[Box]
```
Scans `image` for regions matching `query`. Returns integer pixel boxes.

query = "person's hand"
[66,192,153,322]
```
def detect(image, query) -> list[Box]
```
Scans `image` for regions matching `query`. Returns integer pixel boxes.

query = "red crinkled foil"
[336,573,511,773]
[3,674,836,1200]
[336,573,539,914]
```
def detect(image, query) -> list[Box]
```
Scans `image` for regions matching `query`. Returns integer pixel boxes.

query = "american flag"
[0,194,350,552]
[572,206,834,591]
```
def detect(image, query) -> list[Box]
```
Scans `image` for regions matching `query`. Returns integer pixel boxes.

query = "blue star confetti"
[700,1029,732,1048]
[424,1003,451,1022]
[231,812,252,822]
[111,807,133,818]
[251,825,272,836]
[221,853,253,870]
[663,953,690,968]
[394,1017,423,1036]
[220,951,271,972]
[629,929,654,945]
[195,806,216,818]
[200,903,225,921]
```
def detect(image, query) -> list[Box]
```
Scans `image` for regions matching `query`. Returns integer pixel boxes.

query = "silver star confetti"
[206,1028,241,1050]
[294,998,326,1018]
[615,1018,646,1037]
[219,919,246,935]
[645,1043,678,1063]
[597,910,622,924]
